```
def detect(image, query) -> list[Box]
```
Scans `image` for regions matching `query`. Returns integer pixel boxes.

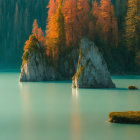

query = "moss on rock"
[128,86,138,90]
[109,111,140,124]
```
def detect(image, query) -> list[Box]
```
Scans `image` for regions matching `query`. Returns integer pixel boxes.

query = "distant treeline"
[0,0,48,68]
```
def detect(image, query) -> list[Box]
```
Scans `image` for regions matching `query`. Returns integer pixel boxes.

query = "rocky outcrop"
[19,44,57,82]
[19,43,79,82]
[72,38,115,88]
[109,111,140,124]
[20,37,115,86]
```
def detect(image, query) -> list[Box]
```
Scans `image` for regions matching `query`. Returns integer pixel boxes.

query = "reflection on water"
[72,88,81,140]
[19,83,35,140]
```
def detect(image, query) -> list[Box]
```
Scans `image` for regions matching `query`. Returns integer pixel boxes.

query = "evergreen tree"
[125,0,140,51]
[125,0,140,71]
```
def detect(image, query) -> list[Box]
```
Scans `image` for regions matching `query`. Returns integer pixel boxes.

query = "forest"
[0,0,140,74]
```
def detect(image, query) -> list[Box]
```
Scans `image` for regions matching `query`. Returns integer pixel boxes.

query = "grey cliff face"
[72,38,116,88]
[19,43,79,82]
[19,42,57,82]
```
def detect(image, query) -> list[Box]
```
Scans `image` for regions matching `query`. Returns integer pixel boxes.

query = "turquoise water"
[0,72,140,140]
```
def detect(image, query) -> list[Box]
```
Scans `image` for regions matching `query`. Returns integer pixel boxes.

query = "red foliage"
[47,0,57,20]
[97,0,118,46]
[32,19,44,43]
[77,0,90,37]
[63,0,79,47]
[89,1,100,39]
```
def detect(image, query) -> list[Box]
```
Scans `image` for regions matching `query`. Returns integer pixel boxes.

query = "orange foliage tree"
[46,0,65,60]
[47,0,57,20]
[63,0,79,47]
[37,27,44,43]
[77,0,90,37]
[46,0,58,58]
[88,1,100,40]
[32,19,38,35]
[32,19,44,43]
[97,0,118,47]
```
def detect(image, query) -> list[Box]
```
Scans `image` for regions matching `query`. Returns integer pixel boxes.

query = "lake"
[0,72,140,140]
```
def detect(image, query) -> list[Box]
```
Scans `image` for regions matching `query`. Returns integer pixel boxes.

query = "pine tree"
[63,0,79,47]
[32,19,44,43]
[77,0,90,37]
[57,0,66,51]
[32,19,39,36]
[97,0,118,47]
[125,0,140,51]
[126,0,140,71]
[47,0,57,20]
[88,1,100,41]
[46,0,58,57]
[46,0,66,59]
[38,27,44,43]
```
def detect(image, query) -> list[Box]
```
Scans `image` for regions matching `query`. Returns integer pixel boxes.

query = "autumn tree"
[22,35,39,64]
[77,0,90,37]
[125,0,140,71]
[32,19,44,43]
[32,19,39,36]
[47,0,57,20]
[97,0,118,47]
[46,0,65,60]
[37,28,44,43]
[63,0,79,47]
[57,0,66,51]
[88,1,100,41]
[125,0,140,51]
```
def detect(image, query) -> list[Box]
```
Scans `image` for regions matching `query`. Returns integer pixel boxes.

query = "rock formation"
[19,41,79,82]
[72,38,116,88]
[19,43,57,82]
[109,111,140,124]
[20,37,115,88]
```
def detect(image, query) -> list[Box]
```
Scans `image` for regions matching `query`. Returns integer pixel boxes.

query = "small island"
[109,111,140,124]
[128,86,138,90]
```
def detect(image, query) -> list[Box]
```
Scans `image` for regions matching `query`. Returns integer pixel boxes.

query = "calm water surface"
[0,72,140,140]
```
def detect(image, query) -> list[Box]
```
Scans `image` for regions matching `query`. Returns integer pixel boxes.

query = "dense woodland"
[0,0,48,68]
[0,0,140,74]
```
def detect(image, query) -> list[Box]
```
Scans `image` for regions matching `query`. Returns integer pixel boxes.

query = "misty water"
[0,72,140,140]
